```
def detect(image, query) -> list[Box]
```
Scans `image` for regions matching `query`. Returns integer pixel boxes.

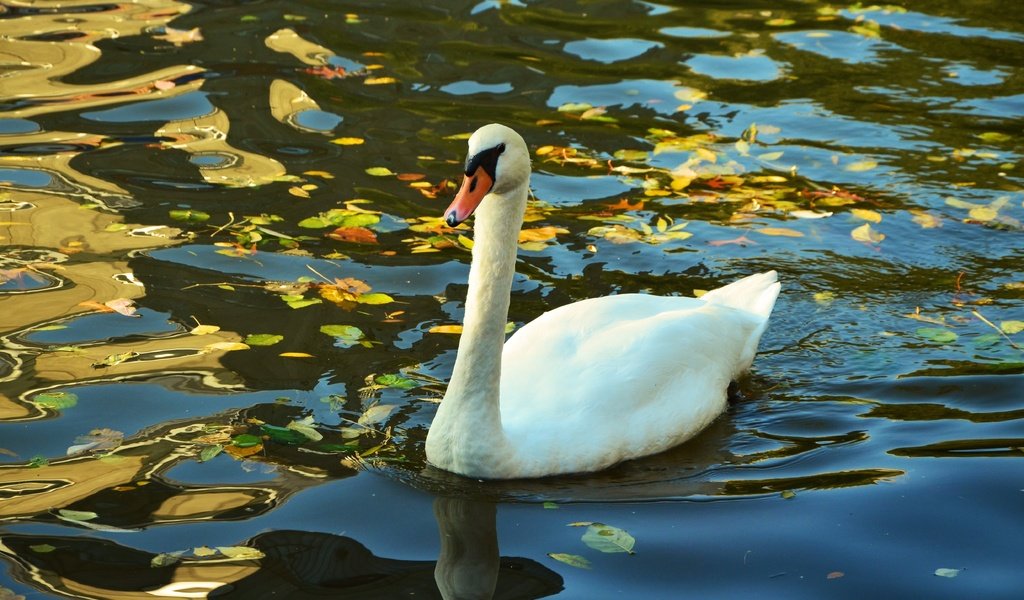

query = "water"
[1,0,1022,597]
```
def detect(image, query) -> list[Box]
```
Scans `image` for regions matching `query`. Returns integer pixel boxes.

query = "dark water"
[1,0,1022,597]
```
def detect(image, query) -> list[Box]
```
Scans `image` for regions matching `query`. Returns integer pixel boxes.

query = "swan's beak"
[444,166,494,227]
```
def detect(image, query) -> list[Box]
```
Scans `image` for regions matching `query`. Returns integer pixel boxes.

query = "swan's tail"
[701,270,780,320]
[702,271,780,371]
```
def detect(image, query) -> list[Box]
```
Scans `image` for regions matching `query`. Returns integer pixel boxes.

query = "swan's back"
[497,271,779,476]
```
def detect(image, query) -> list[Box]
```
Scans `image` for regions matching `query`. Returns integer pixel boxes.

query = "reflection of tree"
[0,497,563,600]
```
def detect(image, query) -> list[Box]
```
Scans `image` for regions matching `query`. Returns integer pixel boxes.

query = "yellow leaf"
[756,227,804,237]
[850,208,882,223]
[851,223,884,244]
[331,137,365,145]
[1000,320,1024,334]
[845,160,878,172]
[814,291,836,304]
[910,211,942,228]
[288,186,310,198]
[365,167,394,176]
[279,352,314,358]
[303,170,334,179]
[536,145,555,156]
[203,342,250,352]
[364,77,397,85]
[429,324,463,334]
[968,206,998,221]
[518,226,569,243]
[189,324,220,335]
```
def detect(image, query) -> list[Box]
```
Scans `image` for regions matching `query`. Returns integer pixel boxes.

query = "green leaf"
[613,149,650,161]
[28,456,48,468]
[243,333,283,346]
[374,374,418,389]
[34,391,78,410]
[543,501,559,509]
[286,417,323,442]
[1000,320,1024,335]
[151,551,183,567]
[548,553,592,569]
[259,424,309,445]
[356,292,394,305]
[283,296,322,309]
[845,160,878,172]
[329,212,380,228]
[30,543,56,553]
[916,327,958,344]
[365,167,394,177]
[58,509,98,522]
[578,522,636,554]
[231,434,262,448]
[168,209,210,223]
[297,217,329,228]
[199,444,224,462]
[977,132,1011,143]
[557,102,593,113]
[781,490,796,500]
[320,324,367,348]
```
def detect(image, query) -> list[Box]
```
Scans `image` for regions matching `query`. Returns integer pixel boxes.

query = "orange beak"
[444,166,494,227]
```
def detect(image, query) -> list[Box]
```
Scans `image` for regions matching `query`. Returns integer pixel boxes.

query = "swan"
[425,124,780,479]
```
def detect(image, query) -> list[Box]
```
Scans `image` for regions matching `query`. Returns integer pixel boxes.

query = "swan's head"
[444,124,530,227]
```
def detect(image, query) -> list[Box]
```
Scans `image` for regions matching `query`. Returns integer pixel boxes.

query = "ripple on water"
[562,38,664,63]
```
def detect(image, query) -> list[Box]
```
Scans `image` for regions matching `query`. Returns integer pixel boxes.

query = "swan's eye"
[497,143,506,154]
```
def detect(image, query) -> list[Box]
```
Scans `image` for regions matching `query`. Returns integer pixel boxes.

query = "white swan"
[425,124,780,479]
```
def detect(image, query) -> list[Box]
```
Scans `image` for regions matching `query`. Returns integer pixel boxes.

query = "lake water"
[1,1,1022,598]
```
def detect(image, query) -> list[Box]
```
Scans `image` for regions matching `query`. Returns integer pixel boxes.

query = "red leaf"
[396,173,426,181]
[326,226,378,244]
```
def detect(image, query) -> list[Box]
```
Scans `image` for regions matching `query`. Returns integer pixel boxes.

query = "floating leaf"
[57,509,98,522]
[757,227,804,238]
[327,226,378,244]
[280,352,314,358]
[331,137,365,145]
[814,291,836,305]
[827,571,845,579]
[260,424,310,445]
[151,552,183,567]
[977,132,1011,143]
[375,374,418,389]
[968,206,998,221]
[30,544,56,553]
[543,501,559,510]
[34,391,78,410]
[790,210,832,219]
[934,568,961,578]
[243,333,283,346]
[320,324,370,348]
[104,298,138,317]
[203,341,250,352]
[429,324,463,334]
[216,546,266,560]
[190,324,221,335]
[358,404,397,426]
[548,553,592,569]
[851,223,884,244]
[850,208,882,223]
[91,351,139,368]
[911,211,942,229]
[365,167,395,177]
[845,160,878,172]
[231,433,262,448]
[199,444,224,462]
[519,226,569,243]
[287,417,324,442]
[168,209,210,223]
[916,327,958,344]
[356,292,394,305]
[576,522,636,554]
[1000,320,1024,335]
[781,490,797,499]
[758,151,784,161]
[154,26,203,46]
[364,77,397,85]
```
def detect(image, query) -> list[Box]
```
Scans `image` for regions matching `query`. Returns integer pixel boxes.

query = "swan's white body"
[425,124,780,479]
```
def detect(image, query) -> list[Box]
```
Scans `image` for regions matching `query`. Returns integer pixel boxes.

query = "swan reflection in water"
[0,496,562,600]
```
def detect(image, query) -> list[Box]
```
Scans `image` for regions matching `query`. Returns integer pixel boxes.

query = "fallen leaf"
[575,522,636,554]
[845,160,878,172]
[826,571,845,579]
[518,226,569,243]
[190,324,221,335]
[429,324,463,334]
[548,553,592,569]
[327,226,378,244]
[934,568,961,578]
[850,208,882,223]
[358,404,397,426]
[1000,320,1024,334]
[34,391,78,410]
[279,351,314,358]
[364,77,397,85]
[790,210,832,219]
[757,227,804,238]
[243,334,283,346]
[916,327,958,344]
[216,546,266,560]
[911,211,942,229]
[104,298,138,317]
[154,26,203,46]
[365,167,394,176]
[331,137,365,145]
[851,223,884,244]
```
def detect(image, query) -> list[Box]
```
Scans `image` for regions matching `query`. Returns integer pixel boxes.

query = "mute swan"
[425,124,780,479]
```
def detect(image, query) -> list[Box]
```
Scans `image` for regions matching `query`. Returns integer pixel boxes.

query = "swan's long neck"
[427,181,528,475]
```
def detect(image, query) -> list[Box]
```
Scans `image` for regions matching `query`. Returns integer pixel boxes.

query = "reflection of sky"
[659,26,729,39]
[82,91,214,123]
[439,80,514,95]
[684,53,783,81]
[531,172,632,205]
[775,30,904,64]
[840,8,1024,42]
[563,38,663,63]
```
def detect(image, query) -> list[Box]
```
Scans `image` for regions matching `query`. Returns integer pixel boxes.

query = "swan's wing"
[499,293,763,430]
